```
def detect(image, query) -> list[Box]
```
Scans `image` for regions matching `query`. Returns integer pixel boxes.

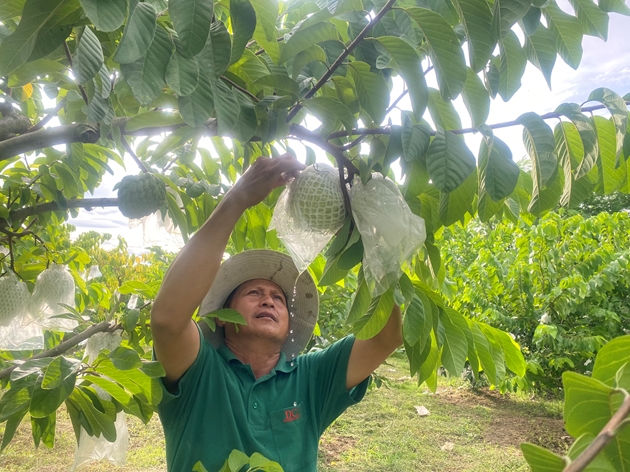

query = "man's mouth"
[256,312,277,322]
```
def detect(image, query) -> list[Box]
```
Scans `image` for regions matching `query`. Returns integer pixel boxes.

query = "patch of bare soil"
[435,387,572,454]
[318,434,358,466]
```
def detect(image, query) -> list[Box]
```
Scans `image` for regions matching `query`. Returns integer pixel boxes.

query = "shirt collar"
[217,344,298,373]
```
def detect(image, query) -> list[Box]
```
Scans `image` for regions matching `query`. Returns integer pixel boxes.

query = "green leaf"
[1,411,27,452]
[498,30,527,101]
[486,325,526,376]
[230,0,257,65]
[462,67,490,127]
[519,112,557,203]
[439,309,468,376]
[250,0,280,63]
[520,443,565,472]
[427,88,462,130]
[587,87,628,160]
[555,104,598,180]
[30,374,76,418]
[426,127,476,193]
[68,388,117,442]
[80,0,127,32]
[254,74,300,99]
[491,0,532,40]
[113,2,157,64]
[41,356,81,390]
[354,287,396,340]
[179,70,214,127]
[31,412,56,448]
[29,2,82,61]
[544,1,583,69]
[470,321,498,385]
[375,36,428,120]
[228,450,250,472]
[567,433,618,470]
[10,358,54,382]
[418,332,440,391]
[599,0,630,15]
[451,0,494,73]
[439,168,477,226]
[0,387,32,422]
[8,59,67,87]
[202,308,247,325]
[403,295,429,346]
[0,0,72,76]
[520,6,541,35]
[291,44,326,80]
[109,346,143,370]
[166,52,199,96]
[593,115,626,194]
[405,7,467,101]
[120,24,172,106]
[347,276,371,324]
[95,357,162,406]
[83,374,144,417]
[197,21,232,79]
[568,0,609,40]
[554,121,586,207]
[402,116,431,164]
[280,22,338,63]
[169,0,214,58]
[139,361,166,378]
[348,62,389,125]
[592,335,630,389]
[125,111,184,133]
[303,97,355,137]
[212,78,241,136]
[478,135,520,201]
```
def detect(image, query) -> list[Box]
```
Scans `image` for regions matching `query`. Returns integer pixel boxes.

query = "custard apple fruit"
[32,264,75,317]
[0,272,30,326]
[288,163,347,232]
[115,173,167,219]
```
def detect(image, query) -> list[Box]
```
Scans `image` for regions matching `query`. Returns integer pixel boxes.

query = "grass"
[0,357,568,471]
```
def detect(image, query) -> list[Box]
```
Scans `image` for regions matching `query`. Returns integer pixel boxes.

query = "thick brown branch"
[8,197,119,221]
[0,321,121,381]
[0,123,99,161]
[286,0,398,122]
[564,390,630,472]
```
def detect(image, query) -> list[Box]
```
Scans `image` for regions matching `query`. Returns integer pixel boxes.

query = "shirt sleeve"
[303,335,370,434]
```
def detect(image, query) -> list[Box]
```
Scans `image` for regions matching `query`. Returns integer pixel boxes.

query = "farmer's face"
[223,279,290,345]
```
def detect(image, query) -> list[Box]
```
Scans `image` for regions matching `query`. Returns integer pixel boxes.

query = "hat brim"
[198,250,319,359]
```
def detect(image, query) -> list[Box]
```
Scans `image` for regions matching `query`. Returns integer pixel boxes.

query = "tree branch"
[221,76,260,102]
[121,133,149,173]
[7,197,119,221]
[0,321,121,381]
[286,0,398,122]
[564,390,630,472]
[0,123,99,161]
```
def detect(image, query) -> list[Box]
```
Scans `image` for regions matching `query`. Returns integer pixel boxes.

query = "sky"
[67,7,630,254]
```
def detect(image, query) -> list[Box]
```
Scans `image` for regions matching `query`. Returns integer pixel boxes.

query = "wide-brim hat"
[198,249,319,359]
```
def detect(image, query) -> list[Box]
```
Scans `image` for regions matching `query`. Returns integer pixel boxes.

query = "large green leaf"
[593,116,626,194]
[348,62,389,125]
[179,70,215,127]
[520,443,565,472]
[0,0,71,76]
[544,1,583,69]
[479,135,520,201]
[280,22,339,63]
[196,21,232,79]
[555,103,599,179]
[68,388,117,442]
[484,324,526,376]
[228,50,269,87]
[462,67,490,128]
[527,160,563,215]
[426,127,476,193]
[498,30,527,101]
[120,24,172,106]
[113,2,157,64]
[519,112,558,204]
[599,0,630,15]
[470,321,498,385]
[80,0,127,32]
[0,0,26,22]
[353,287,396,340]
[554,121,585,207]
[291,45,327,80]
[587,88,628,160]
[451,0,494,73]
[405,7,467,101]
[212,78,241,136]
[427,88,462,130]
[166,52,200,96]
[418,331,440,391]
[491,0,532,40]
[568,0,609,40]
[84,374,144,418]
[403,295,430,346]
[29,1,82,61]
[95,356,162,406]
[230,0,256,65]
[169,0,213,58]
[401,116,432,164]
[375,36,428,120]
[250,0,280,63]
[439,309,468,377]
[74,26,104,86]
[592,335,630,389]
[303,97,356,136]
[41,356,81,390]
[439,168,477,226]
[30,374,76,418]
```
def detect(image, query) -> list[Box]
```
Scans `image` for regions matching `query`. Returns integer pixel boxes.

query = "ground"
[0,357,568,471]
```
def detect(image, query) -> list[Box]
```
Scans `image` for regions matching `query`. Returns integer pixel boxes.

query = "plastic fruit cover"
[349,174,426,296]
[32,264,78,332]
[0,270,30,326]
[271,163,348,273]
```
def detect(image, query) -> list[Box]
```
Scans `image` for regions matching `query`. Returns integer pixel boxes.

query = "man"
[151,154,402,471]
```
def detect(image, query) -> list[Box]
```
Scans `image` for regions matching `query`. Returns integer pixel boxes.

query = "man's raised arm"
[151,155,304,383]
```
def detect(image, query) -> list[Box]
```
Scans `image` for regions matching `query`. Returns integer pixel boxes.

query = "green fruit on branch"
[288,163,347,233]
[114,173,167,219]
[0,271,30,327]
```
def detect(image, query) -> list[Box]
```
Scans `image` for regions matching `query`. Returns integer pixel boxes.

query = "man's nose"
[260,294,275,307]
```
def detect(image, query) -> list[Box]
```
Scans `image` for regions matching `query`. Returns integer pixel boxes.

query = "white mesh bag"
[271,163,348,273]
[32,264,78,332]
[0,271,30,327]
[349,174,426,296]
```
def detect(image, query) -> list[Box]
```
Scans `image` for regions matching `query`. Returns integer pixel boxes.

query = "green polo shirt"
[157,330,369,472]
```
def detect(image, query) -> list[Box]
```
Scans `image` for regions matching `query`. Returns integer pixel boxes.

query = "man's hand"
[227,154,305,210]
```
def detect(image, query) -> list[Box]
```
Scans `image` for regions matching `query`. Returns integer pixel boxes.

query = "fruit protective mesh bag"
[71,332,128,471]
[349,174,427,296]
[271,163,348,273]
[32,264,78,332]
[0,271,44,350]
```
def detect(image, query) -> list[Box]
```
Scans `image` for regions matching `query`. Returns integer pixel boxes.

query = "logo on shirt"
[283,407,301,423]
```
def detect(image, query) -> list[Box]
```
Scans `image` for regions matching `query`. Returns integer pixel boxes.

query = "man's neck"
[224,338,282,379]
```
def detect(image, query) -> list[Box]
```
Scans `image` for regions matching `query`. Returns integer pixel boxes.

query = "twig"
[120,134,149,173]
[342,134,366,151]
[564,390,630,472]
[221,76,260,102]
[0,321,121,381]
[0,227,48,249]
[7,197,119,221]
[286,0,398,122]
[63,42,89,106]
[384,66,434,115]
[27,101,65,133]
